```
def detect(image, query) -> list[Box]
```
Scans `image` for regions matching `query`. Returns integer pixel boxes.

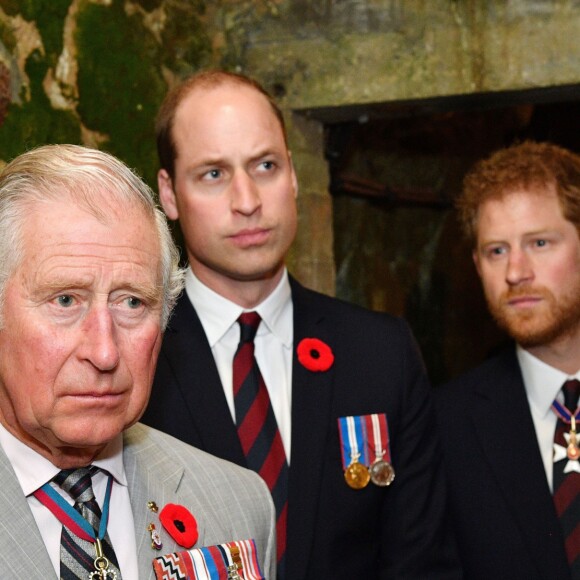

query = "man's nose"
[506,248,534,285]
[80,306,120,371]
[230,170,262,215]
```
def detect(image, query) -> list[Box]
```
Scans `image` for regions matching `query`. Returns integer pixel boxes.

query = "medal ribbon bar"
[152,538,265,580]
[364,413,391,465]
[338,415,369,469]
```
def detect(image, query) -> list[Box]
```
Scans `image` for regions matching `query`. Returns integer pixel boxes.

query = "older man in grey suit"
[0,145,275,579]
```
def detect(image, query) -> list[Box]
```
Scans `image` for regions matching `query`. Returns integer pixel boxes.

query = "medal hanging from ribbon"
[152,538,265,580]
[364,413,395,486]
[338,415,370,489]
[552,399,580,461]
[34,474,117,579]
[338,413,394,490]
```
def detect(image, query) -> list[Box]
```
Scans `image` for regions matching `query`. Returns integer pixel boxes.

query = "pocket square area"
[152,538,265,580]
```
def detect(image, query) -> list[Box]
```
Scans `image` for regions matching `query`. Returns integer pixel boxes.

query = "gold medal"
[567,443,580,460]
[567,417,580,460]
[567,432,580,460]
[344,461,370,490]
[89,538,118,579]
[369,459,395,487]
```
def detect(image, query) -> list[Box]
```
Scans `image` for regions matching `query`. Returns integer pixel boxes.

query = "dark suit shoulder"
[437,344,518,399]
[291,279,413,338]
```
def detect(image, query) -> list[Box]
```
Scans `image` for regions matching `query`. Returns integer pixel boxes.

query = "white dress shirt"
[185,268,294,461]
[0,424,139,579]
[518,345,580,491]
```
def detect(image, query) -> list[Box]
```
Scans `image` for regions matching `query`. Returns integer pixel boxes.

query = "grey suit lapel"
[124,426,186,580]
[0,448,53,576]
[470,349,568,578]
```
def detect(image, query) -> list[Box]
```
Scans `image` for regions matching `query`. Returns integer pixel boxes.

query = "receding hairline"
[168,77,284,133]
[176,81,285,135]
[155,71,288,179]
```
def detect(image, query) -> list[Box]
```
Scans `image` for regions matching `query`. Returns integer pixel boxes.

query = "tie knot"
[53,466,98,504]
[563,379,580,411]
[238,312,261,344]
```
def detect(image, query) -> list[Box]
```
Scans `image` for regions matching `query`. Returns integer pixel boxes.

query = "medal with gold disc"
[551,391,580,474]
[338,416,371,490]
[567,416,580,460]
[344,454,371,489]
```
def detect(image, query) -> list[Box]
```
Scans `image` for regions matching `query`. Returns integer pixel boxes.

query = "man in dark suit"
[142,70,459,579]
[436,141,580,579]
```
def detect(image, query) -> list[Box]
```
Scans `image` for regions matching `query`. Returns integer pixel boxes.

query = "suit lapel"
[124,426,210,579]
[470,349,568,578]
[0,449,54,575]
[161,295,245,465]
[286,279,336,579]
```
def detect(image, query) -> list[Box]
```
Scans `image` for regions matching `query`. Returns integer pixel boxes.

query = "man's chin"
[496,313,571,348]
[50,419,126,451]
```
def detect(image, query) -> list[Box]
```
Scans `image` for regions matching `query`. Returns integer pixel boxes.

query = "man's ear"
[158,169,179,220]
[288,151,299,198]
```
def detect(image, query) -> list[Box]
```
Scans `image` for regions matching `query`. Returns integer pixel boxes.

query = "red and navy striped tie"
[553,379,580,576]
[233,312,289,579]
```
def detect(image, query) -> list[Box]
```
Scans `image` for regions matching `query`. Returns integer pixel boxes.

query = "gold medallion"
[567,426,580,460]
[567,443,580,460]
[369,459,395,487]
[344,461,370,489]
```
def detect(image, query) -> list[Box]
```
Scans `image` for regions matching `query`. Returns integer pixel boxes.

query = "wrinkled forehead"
[27,184,153,225]
[18,197,162,281]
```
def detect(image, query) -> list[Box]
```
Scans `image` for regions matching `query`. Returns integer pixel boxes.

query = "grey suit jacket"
[0,423,276,579]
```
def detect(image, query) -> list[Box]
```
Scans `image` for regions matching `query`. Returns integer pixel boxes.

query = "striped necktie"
[553,379,580,576]
[54,467,122,579]
[233,312,289,579]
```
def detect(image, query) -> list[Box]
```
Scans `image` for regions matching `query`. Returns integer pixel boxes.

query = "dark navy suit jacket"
[143,277,459,579]
[436,346,570,580]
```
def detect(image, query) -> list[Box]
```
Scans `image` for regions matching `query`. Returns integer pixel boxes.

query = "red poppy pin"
[297,338,334,372]
[159,503,199,549]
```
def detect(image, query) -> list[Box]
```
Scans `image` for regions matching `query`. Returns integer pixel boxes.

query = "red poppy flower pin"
[297,338,334,372]
[159,503,199,549]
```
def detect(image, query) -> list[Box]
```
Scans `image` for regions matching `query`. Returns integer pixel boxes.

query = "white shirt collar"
[0,422,126,496]
[517,345,580,419]
[185,268,293,348]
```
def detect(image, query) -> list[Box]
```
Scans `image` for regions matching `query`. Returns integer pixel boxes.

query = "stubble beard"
[487,282,580,348]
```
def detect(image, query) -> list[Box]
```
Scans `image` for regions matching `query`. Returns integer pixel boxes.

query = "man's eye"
[126,296,142,309]
[259,161,275,171]
[56,295,74,307]
[204,169,221,180]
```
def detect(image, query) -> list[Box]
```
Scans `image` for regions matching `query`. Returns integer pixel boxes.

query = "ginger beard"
[486,280,580,348]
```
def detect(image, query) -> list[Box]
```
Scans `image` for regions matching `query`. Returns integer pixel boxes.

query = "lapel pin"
[147,523,163,550]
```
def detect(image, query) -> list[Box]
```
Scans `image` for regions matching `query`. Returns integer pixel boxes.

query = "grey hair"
[0,144,185,329]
